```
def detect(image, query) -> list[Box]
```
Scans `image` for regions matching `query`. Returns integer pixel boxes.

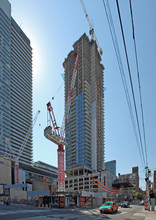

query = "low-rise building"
[65,166,116,194]
[0,157,12,185]
[65,166,117,207]
[33,161,58,176]
[113,166,139,200]
[19,161,58,192]
[0,156,58,202]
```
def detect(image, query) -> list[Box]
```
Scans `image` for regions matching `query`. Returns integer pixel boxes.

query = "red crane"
[44,53,80,192]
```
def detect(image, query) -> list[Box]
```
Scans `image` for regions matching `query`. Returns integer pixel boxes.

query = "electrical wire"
[115,0,146,167]
[129,0,148,167]
[102,0,144,168]
[52,81,64,100]
[139,177,146,188]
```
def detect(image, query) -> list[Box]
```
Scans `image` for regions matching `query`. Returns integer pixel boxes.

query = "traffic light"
[145,177,149,182]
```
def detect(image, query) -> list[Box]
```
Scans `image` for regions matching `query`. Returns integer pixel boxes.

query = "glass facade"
[0,1,33,165]
[65,116,72,170]
[11,18,33,164]
[104,160,116,176]
[0,5,11,156]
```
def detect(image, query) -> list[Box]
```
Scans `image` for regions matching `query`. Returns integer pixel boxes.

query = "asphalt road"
[0,203,155,220]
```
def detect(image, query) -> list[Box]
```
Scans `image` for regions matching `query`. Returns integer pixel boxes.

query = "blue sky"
[9,0,156,190]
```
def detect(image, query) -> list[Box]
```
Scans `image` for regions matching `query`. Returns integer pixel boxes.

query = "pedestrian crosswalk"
[120,211,128,215]
[134,213,145,217]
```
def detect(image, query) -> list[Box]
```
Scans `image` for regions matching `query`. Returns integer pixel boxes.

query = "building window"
[104,176,106,186]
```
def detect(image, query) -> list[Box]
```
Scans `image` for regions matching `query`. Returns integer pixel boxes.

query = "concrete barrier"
[37,204,50,208]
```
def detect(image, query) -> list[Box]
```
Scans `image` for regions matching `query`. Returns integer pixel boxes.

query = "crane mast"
[45,101,66,192]
[44,53,80,192]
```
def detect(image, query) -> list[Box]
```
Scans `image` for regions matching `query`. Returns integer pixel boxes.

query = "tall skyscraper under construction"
[63,33,104,172]
[0,0,33,165]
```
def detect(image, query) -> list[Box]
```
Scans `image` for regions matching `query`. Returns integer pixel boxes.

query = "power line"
[129,0,148,167]
[102,0,144,168]
[52,81,64,100]
[115,0,146,166]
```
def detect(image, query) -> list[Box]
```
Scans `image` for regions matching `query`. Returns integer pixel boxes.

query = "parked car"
[121,201,130,208]
[99,201,118,214]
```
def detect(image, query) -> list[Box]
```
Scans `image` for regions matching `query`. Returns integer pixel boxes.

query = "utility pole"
[51,177,53,206]
[145,166,151,211]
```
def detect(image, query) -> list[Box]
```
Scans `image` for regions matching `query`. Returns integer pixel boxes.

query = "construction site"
[0,0,142,209]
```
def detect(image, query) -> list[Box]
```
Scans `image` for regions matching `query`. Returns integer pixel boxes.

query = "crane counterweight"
[44,126,67,146]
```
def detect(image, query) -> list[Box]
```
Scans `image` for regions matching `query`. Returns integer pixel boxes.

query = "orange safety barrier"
[38,204,50,208]
[93,181,118,194]
[93,178,118,193]
[145,202,149,210]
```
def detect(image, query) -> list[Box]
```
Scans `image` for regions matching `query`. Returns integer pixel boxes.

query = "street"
[0,203,156,220]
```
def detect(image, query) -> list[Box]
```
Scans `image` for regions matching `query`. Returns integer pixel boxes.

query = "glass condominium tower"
[63,34,104,172]
[0,0,33,164]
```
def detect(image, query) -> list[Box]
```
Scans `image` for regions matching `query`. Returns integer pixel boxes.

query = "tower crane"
[44,53,80,192]
[5,110,40,184]
[80,0,103,56]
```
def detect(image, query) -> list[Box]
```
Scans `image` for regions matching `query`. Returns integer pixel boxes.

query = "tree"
[135,192,142,200]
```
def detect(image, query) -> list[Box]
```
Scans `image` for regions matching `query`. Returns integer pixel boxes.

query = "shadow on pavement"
[88,209,111,219]
[100,215,111,219]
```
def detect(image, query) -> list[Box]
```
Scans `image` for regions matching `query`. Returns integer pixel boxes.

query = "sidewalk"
[143,206,156,220]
